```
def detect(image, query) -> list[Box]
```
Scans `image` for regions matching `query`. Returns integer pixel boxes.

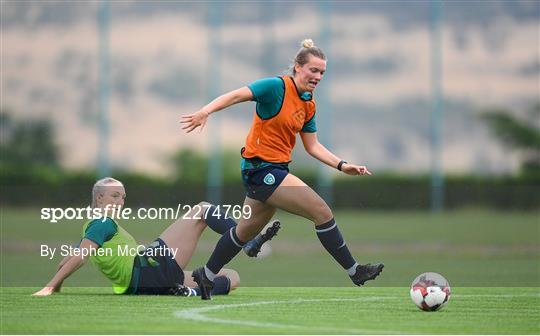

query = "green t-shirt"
[82,218,140,294]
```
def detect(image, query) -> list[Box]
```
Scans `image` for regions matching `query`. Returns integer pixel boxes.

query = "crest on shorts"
[263,173,276,185]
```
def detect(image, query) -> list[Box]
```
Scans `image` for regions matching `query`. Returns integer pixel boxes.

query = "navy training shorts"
[128,238,184,295]
[241,165,289,202]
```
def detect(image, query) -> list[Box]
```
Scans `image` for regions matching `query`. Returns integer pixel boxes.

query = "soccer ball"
[410,272,451,311]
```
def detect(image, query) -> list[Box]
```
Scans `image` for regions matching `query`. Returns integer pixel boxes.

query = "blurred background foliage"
[1,105,538,209]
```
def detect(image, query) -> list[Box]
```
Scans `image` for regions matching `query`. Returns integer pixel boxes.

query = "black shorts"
[241,165,289,202]
[127,238,184,295]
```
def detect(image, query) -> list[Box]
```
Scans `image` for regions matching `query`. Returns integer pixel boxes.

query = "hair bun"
[301,39,314,48]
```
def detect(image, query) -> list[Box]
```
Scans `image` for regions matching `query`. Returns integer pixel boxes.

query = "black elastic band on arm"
[337,160,347,171]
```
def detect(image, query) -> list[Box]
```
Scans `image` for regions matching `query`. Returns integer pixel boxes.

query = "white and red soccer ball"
[410,272,451,311]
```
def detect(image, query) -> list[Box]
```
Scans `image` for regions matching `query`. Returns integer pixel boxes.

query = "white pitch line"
[173,294,540,333]
[174,297,405,334]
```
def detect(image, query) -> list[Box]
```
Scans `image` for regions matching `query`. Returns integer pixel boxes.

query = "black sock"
[206,227,245,275]
[193,276,231,296]
[203,205,237,234]
[316,218,356,270]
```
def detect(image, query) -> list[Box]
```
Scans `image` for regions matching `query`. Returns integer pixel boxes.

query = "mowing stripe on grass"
[454,293,540,298]
[174,297,404,334]
[174,293,539,333]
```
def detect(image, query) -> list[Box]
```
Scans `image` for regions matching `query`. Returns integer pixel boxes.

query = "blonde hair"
[289,38,326,75]
[302,39,315,48]
[91,177,123,207]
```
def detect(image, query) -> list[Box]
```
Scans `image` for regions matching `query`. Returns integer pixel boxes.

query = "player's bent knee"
[188,201,212,227]
[198,201,214,221]
[221,268,240,290]
[198,201,212,209]
[312,202,333,225]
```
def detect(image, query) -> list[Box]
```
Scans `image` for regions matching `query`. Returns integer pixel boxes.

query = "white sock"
[347,262,359,276]
[204,265,217,281]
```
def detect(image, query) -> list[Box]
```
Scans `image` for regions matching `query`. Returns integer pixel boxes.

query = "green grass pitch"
[2,287,539,334]
[1,208,539,333]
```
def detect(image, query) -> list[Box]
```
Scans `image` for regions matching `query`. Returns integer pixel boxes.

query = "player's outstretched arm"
[32,239,97,296]
[180,87,253,133]
[50,255,74,293]
[300,132,372,176]
[57,255,73,271]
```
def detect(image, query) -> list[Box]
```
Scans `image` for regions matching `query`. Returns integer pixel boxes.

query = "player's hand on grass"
[32,286,56,296]
[181,109,210,133]
[342,163,372,176]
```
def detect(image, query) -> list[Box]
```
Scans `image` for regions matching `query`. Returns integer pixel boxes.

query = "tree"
[170,148,208,183]
[481,104,540,174]
[170,148,243,184]
[0,111,60,171]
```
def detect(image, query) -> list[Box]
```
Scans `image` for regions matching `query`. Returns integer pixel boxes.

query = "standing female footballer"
[33,177,279,297]
[181,39,384,300]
